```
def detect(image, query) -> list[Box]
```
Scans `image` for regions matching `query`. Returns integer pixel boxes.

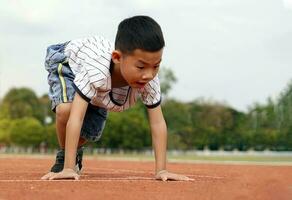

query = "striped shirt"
[64,36,161,112]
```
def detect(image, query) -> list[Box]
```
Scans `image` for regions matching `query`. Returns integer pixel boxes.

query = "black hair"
[115,15,165,54]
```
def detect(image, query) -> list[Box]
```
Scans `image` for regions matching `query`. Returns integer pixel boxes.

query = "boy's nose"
[142,70,156,81]
[142,73,154,81]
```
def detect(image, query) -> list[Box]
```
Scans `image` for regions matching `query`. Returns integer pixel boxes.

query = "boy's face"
[113,49,163,88]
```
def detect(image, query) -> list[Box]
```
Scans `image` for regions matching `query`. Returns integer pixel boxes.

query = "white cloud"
[1,0,292,111]
[131,0,163,9]
[283,0,292,10]
[0,0,59,23]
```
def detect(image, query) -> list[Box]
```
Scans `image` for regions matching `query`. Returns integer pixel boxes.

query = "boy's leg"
[44,42,87,174]
[51,103,87,173]
[55,103,87,148]
[55,103,71,149]
[49,105,107,174]
[44,42,93,174]
[80,105,108,142]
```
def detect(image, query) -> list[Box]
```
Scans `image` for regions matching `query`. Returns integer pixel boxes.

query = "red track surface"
[0,156,291,200]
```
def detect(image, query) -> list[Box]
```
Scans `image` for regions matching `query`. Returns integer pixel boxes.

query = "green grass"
[1,152,291,165]
[89,153,292,164]
[168,155,292,162]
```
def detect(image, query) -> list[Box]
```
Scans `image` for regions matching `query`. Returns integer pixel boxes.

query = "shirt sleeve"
[65,36,111,102]
[140,75,162,108]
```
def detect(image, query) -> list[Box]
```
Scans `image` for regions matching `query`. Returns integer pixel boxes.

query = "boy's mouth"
[135,81,146,88]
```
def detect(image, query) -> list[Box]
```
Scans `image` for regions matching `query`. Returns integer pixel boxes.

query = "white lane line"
[85,168,150,174]
[83,168,225,179]
[0,174,224,183]
[191,175,225,179]
[0,177,154,182]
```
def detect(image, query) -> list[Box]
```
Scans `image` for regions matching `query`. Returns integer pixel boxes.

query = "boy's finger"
[74,174,80,180]
[40,174,49,180]
[167,173,193,181]
[41,172,54,180]
[179,175,194,181]
[183,176,194,181]
[49,174,58,180]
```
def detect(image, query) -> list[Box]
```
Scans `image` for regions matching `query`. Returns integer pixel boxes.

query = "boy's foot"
[50,147,84,174]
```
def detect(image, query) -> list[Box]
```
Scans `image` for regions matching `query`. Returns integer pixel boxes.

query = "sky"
[0,0,292,112]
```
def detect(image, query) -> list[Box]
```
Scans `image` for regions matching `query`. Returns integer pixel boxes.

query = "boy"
[41,15,192,181]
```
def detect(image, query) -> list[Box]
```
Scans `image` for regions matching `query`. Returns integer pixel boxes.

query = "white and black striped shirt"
[64,36,161,112]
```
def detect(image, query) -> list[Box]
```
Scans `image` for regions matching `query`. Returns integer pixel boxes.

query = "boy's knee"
[56,103,72,124]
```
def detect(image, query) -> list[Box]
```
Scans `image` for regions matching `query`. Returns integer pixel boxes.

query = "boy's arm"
[147,105,193,181]
[44,93,88,180]
[64,93,88,169]
[147,105,167,173]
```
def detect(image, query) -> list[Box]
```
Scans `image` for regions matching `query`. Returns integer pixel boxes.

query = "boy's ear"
[111,50,122,64]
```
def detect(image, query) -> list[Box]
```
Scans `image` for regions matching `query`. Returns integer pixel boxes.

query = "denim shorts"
[44,42,107,142]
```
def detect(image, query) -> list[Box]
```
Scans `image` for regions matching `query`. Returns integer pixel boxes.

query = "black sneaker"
[50,147,84,173]
[76,147,84,174]
[50,149,65,173]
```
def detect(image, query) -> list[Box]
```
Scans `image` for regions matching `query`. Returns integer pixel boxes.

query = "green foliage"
[39,94,55,125]
[189,100,238,150]
[101,103,150,150]
[167,132,188,150]
[45,124,58,149]
[162,100,192,130]
[162,99,246,150]
[277,80,292,131]
[0,119,13,144]
[0,88,44,123]
[159,67,177,97]
[10,118,46,147]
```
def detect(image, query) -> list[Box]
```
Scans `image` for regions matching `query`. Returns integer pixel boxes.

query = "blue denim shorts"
[44,42,107,142]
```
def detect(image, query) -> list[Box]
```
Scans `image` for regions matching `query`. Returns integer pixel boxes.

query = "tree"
[100,103,150,150]
[10,118,46,147]
[39,94,55,125]
[162,99,192,132]
[162,99,192,149]
[189,99,235,150]
[277,80,292,132]
[159,67,177,97]
[45,124,58,149]
[0,88,44,123]
[0,119,12,145]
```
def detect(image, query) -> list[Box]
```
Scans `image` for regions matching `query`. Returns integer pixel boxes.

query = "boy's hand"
[155,170,194,181]
[41,168,80,180]
[41,172,55,180]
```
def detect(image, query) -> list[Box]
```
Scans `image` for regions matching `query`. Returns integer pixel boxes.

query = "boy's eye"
[154,65,160,69]
[137,66,144,69]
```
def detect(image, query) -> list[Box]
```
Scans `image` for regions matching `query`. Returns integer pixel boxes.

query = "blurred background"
[0,0,292,154]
